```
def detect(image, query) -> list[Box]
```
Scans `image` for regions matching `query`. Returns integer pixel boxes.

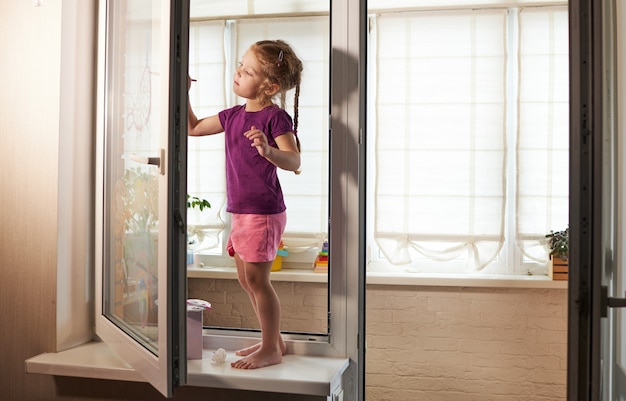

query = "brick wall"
[188,278,329,333]
[366,285,567,401]
[188,278,567,400]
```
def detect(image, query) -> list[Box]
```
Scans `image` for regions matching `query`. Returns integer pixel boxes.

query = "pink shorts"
[226,212,286,263]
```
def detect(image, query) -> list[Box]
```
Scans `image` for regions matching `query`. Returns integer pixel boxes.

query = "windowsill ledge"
[25,342,144,382]
[188,265,328,283]
[188,265,567,289]
[25,341,349,397]
[367,271,568,288]
[187,348,348,395]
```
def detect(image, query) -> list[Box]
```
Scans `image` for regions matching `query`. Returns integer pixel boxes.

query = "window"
[89,0,358,396]
[366,5,569,275]
[187,16,330,266]
[187,4,569,276]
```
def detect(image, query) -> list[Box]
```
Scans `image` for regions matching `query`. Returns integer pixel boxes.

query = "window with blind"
[367,5,569,275]
[187,16,330,265]
[187,4,568,276]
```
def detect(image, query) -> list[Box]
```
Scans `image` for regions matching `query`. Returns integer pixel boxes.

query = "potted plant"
[186,194,211,265]
[114,167,160,280]
[117,167,159,236]
[112,167,160,325]
[545,226,568,280]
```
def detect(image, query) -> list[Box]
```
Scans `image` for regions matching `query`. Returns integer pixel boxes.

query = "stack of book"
[313,241,329,273]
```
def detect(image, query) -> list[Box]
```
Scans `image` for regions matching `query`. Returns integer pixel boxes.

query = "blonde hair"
[250,40,303,149]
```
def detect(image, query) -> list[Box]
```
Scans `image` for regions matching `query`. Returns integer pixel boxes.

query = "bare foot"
[231,347,283,369]
[235,339,286,357]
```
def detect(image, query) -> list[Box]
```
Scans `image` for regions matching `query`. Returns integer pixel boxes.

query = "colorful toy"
[271,241,288,271]
[313,241,329,273]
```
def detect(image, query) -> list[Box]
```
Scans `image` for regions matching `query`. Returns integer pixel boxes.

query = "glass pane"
[186,2,330,337]
[104,0,164,355]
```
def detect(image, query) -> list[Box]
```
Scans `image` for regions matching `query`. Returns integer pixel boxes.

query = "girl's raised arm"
[187,102,223,137]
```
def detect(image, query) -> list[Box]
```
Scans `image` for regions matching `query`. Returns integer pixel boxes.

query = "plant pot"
[549,256,568,280]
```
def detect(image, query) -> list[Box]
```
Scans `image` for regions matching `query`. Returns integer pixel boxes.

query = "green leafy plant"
[187,195,211,211]
[186,195,211,248]
[545,226,569,260]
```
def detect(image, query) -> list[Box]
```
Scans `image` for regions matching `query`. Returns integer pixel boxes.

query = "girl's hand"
[244,125,271,157]
[188,75,197,90]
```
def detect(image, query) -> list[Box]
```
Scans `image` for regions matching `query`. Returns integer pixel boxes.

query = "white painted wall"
[56,0,96,352]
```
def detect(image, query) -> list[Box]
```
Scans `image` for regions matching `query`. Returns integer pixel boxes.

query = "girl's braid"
[252,39,302,137]
[252,40,303,166]
[293,83,300,152]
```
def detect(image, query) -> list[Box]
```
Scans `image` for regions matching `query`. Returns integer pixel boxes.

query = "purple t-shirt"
[218,104,294,214]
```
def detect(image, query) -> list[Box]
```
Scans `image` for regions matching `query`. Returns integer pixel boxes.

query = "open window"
[94,0,189,396]
[91,0,364,398]
[185,1,332,341]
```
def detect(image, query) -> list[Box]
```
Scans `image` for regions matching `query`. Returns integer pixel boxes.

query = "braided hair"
[250,40,303,152]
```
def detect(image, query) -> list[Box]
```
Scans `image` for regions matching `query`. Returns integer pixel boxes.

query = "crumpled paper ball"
[211,348,227,365]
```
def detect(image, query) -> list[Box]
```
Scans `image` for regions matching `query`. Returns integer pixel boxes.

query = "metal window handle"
[601,286,626,317]
[129,149,165,175]
[608,296,626,308]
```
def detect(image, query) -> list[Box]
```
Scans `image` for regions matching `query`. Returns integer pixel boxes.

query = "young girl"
[187,40,303,369]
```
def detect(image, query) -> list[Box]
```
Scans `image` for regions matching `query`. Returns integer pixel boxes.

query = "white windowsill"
[25,341,349,396]
[188,265,568,289]
[25,342,144,382]
[187,347,348,395]
[188,265,328,283]
[366,271,568,288]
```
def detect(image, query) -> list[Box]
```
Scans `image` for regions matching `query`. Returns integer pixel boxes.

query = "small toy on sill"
[313,241,329,273]
[271,240,288,271]
[211,348,227,365]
